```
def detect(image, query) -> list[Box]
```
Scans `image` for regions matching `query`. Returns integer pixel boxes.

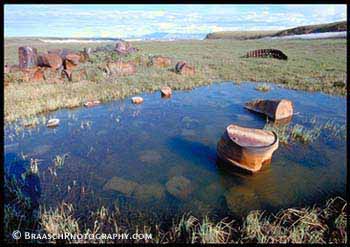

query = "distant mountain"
[127,32,207,41]
[205,21,347,40]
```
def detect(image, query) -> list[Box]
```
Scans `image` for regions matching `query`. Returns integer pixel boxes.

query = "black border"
[1,1,349,245]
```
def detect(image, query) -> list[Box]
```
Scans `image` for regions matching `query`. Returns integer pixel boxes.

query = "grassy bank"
[5,38,347,122]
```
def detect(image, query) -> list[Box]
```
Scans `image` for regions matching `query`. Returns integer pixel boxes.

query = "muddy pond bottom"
[5,82,346,222]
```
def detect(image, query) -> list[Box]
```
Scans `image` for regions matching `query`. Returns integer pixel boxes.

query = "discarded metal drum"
[115,41,138,56]
[18,47,38,69]
[131,96,143,104]
[47,119,60,128]
[48,48,75,60]
[244,49,288,60]
[105,61,136,76]
[37,53,63,70]
[59,53,81,72]
[149,56,172,68]
[160,86,172,98]
[245,99,293,121]
[20,67,44,82]
[217,124,279,173]
[175,61,195,76]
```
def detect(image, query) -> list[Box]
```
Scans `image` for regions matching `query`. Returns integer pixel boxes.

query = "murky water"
[4,82,346,222]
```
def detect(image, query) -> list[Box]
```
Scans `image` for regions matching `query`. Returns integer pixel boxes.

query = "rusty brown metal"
[245,49,288,60]
[18,46,38,68]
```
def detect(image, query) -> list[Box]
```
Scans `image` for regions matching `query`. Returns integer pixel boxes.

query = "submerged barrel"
[217,124,279,173]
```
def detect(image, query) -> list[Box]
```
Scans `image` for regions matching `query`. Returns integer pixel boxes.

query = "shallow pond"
[5,82,346,223]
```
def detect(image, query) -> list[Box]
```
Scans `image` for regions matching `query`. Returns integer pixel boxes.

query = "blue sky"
[4,4,347,37]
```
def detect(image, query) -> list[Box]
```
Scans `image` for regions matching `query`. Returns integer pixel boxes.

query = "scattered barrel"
[244,49,288,60]
[84,100,101,107]
[175,61,195,76]
[245,99,293,121]
[18,47,38,69]
[217,124,279,173]
[149,56,172,68]
[105,61,136,76]
[160,86,172,98]
[64,53,81,70]
[131,96,143,104]
[37,53,63,70]
[115,41,138,56]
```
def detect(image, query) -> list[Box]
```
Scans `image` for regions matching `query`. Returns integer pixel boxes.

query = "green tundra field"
[4,38,347,123]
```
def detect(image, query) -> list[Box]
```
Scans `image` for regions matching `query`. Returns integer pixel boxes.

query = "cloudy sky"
[4,4,347,38]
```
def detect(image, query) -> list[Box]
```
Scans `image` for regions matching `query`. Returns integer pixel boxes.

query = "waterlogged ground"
[4,82,346,223]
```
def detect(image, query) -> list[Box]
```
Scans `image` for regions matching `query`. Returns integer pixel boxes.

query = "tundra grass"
[4,38,347,122]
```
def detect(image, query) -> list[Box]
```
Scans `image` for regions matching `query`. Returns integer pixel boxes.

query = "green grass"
[263,119,345,145]
[205,21,347,40]
[4,38,347,123]
[205,30,278,40]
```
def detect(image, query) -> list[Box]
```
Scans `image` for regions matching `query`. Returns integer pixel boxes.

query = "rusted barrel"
[18,46,38,69]
[245,99,293,121]
[217,124,279,173]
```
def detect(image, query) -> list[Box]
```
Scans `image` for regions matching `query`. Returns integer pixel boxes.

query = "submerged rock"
[134,183,165,202]
[166,176,193,200]
[30,144,51,156]
[225,186,261,215]
[103,176,139,196]
[167,165,187,178]
[138,150,162,164]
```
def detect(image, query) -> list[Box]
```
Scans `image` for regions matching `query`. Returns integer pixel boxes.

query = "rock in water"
[18,46,38,69]
[138,150,162,163]
[245,99,293,121]
[225,186,261,215]
[217,124,279,173]
[134,183,165,202]
[166,176,193,200]
[103,177,139,196]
